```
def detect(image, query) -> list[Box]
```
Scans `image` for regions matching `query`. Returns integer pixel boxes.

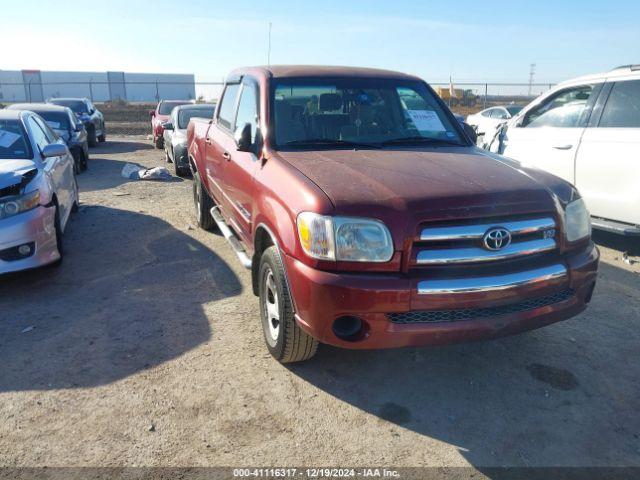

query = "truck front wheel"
[259,246,319,363]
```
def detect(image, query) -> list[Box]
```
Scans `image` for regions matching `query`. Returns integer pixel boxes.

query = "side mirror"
[462,122,478,145]
[42,143,68,158]
[163,122,174,131]
[235,122,253,152]
[149,110,155,118]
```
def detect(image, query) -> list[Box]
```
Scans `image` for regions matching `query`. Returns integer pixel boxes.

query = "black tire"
[87,127,97,147]
[98,132,106,142]
[259,246,318,363]
[192,170,215,230]
[72,153,81,175]
[82,151,89,171]
[154,136,164,149]
[50,205,64,267]
[71,177,79,213]
[174,149,189,177]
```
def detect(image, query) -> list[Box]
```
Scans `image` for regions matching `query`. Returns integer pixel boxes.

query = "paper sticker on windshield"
[0,130,22,148]
[407,110,446,132]
[46,121,61,129]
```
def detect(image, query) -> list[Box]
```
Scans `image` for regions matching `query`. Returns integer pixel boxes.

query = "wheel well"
[252,227,275,295]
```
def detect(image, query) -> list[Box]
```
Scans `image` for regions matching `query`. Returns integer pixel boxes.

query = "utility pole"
[528,63,536,97]
[267,22,272,67]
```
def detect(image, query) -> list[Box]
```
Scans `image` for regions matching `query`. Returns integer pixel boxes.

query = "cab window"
[235,83,258,142]
[218,84,241,130]
[599,80,640,128]
[523,85,593,128]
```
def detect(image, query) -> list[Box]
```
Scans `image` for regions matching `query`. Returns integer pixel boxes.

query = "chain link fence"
[0,80,555,136]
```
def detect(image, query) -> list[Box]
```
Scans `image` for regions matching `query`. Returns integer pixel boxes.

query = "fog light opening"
[332,316,364,342]
[18,244,32,256]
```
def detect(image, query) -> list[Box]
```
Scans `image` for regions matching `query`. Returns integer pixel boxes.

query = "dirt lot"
[0,138,639,473]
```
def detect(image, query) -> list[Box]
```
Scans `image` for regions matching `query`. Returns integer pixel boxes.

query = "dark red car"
[150,100,191,149]
[187,66,598,363]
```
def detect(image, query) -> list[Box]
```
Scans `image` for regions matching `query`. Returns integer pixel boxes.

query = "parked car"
[47,98,106,147]
[186,66,598,363]
[7,103,89,174]
[163,103,216,176]
[466,105,523,140]
[0,109,78,274]
[150,100,192,149]
[500,65,640,235]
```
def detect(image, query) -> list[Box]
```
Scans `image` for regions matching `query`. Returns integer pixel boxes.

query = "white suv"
[500,65,640,235]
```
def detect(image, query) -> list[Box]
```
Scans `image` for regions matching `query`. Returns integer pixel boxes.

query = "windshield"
[272,78,463,148]
[0,120,33,160]
[49,99,88,114]
[506,105,523,116]
[36,112,72,131]
[159,101,190,115]
[177,107,215,129]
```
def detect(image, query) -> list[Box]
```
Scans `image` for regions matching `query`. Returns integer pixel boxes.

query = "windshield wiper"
[283,138,381,149]
[380,136,463,147]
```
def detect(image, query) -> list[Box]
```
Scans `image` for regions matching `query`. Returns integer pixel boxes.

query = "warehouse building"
[0,70,196,103]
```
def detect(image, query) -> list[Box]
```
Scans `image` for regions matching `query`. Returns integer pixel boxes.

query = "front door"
[576,79,640,225]
[223,80,260,244]
[502,84,600,185]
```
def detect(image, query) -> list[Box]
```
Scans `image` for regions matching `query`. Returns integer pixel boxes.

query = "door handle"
[223,151,231,160]
[552,144,573,150]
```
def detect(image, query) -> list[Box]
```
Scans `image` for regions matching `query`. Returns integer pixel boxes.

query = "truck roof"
[229,65,422,82]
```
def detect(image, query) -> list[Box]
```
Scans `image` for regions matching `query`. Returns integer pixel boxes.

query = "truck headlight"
[297,212,394,262]
[564,198,591,242]
[0,190,40,220]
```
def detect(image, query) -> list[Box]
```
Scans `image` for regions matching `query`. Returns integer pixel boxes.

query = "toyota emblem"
[483,227,512,251]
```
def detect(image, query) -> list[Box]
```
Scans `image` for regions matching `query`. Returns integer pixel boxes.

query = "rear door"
[575,78,640,225]
[204,82,240,207]
[502,84,601,184]
[222,78,260,243]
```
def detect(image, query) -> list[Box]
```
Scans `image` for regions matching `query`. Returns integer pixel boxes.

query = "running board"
[591,217,640,236]
[210,207,252,269]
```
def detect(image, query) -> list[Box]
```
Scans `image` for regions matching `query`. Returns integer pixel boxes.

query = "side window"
[217,84,241,130]
[599,80,640,128]
[491,108,508,119]
[234,83,258,142]
[27,117,50,151]
[34,116,58,142]
[523,85,593,128]
[481,109,493,118]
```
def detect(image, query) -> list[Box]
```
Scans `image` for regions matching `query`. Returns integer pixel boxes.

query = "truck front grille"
[411,215,558,267]
[388,289,574,324]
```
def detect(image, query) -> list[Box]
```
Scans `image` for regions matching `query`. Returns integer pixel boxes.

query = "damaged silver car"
[0,110,78,274]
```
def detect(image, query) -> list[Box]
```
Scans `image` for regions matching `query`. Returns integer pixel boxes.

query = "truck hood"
[275,147,559,222]
[0,159,38,193]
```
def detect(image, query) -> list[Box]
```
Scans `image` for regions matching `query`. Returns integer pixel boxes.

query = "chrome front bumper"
[417,264,567,294]
[0,206,59,274]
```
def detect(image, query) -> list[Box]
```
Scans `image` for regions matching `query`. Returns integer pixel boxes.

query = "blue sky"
[3,0,639,84]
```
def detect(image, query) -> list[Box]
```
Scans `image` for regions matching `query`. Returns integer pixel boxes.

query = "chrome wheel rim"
[263,269,280,345]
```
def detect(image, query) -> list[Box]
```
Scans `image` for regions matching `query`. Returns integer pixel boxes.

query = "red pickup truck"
[187,66,598,363]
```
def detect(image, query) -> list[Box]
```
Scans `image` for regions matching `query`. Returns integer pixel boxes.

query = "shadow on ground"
[593,230,640,256]
[289,262,640,470]
[0,206,241,391]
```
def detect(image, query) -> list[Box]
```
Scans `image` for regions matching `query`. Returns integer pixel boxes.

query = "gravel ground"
[0,137,639,473]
